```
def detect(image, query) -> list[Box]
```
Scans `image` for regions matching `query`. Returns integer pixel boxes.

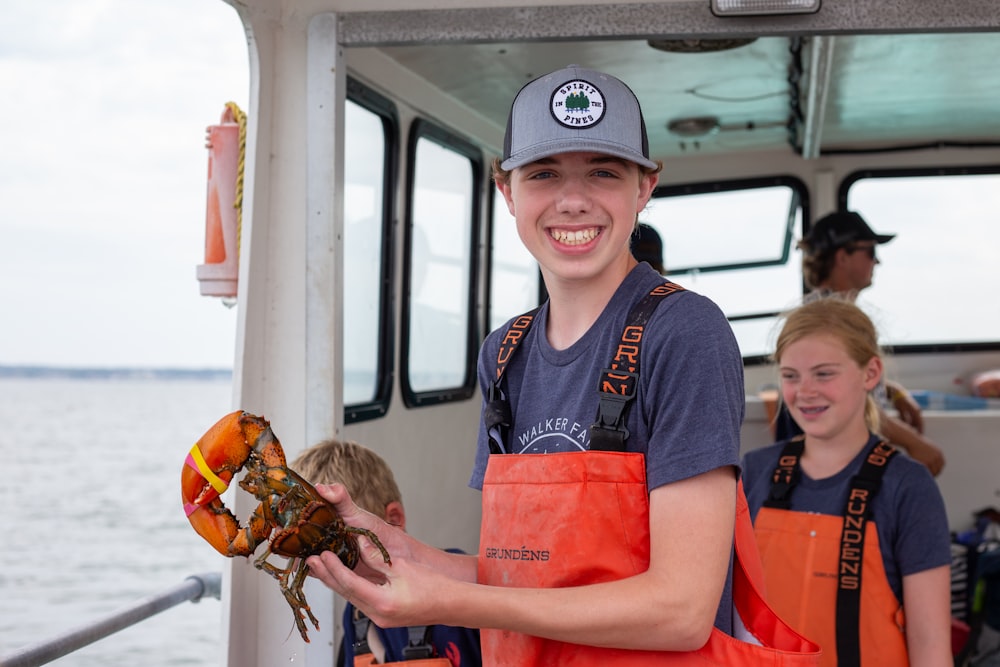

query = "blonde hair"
[290,439,402,516]
[774,296,882,432]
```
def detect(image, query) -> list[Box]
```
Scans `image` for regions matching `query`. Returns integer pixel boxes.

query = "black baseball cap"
[803,211,895,255]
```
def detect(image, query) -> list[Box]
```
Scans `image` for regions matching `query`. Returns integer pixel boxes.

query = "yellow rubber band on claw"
[187,444,230,495]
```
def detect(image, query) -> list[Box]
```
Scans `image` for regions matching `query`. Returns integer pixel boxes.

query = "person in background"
[291,439,481,667]
[773,209,946,476]
[971,369,1000,398]
[743,297,953,666]
[631,222,666,274]
[307,65,818,664]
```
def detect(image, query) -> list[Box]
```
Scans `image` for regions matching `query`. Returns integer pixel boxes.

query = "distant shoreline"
[0,366,232,381]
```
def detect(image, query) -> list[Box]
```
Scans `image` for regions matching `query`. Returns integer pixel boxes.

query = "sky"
[0,0,249,369]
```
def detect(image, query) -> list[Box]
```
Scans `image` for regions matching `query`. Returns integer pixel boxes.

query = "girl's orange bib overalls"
[477,450,821,665]
[753,439,908,666]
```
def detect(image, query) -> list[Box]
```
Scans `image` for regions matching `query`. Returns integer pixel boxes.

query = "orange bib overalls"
[753,438,908,666]
[478,282,820,665]
[478,451,820,665]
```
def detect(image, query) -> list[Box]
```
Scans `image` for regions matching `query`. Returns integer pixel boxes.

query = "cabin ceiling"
[365,32,1000,160]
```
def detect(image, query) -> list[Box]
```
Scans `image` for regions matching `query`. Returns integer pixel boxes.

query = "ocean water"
[0,377,232,666]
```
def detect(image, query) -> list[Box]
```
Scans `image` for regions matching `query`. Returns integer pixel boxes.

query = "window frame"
[839,164,1000,355]
[400,118,484,407]
[343,77,399,424]
[650,175,810,361]
[651,175,808,276]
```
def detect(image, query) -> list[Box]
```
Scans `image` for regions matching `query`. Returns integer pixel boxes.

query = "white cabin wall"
[338,46,499,558]
[223,5,347,667]
[345,410,484,553]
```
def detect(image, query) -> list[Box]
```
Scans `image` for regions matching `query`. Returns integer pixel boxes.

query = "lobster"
[181,410,391,642]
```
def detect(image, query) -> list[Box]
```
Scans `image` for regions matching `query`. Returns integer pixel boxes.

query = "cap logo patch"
[550,79,606,129]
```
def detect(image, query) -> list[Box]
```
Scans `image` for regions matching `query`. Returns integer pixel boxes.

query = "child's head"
[774,297,883,432]
[291,439,403,522]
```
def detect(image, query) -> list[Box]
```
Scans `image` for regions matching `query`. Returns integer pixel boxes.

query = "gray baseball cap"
[501,65,658,171]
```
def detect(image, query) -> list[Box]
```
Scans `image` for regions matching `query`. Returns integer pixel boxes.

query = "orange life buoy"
[196,102,245,298]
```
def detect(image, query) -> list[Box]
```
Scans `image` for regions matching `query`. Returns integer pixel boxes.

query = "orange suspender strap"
[485,307,539,454]
[836,439,897,666]
[590,280,685,451]
[485,281,685,455]
[764,438,897,666]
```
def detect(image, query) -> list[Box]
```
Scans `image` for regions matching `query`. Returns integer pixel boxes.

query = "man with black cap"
[799,210,894,296]
[309,65,819,665]
[776,210,945,475]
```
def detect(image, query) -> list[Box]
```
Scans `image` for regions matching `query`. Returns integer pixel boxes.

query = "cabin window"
[343,81,397,423]
[402,120,482,406]
[843,168,1000,347]
[647,177,808,357]
[487,186,541,332]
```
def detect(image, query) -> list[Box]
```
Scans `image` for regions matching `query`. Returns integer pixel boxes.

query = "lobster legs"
[254,553,320,640]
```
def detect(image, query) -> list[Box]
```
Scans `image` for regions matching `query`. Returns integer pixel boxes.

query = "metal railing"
[0,572,221,667]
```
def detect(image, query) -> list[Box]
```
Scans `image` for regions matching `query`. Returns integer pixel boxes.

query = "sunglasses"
[846,244,877,260]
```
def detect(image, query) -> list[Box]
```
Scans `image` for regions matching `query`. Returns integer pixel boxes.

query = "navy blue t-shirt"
[469,263,745,635]
[470,264,744,491]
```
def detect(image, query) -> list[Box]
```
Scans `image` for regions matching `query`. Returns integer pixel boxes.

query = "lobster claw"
[181,410,269,557]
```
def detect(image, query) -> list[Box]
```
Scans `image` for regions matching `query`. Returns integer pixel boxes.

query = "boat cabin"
[204,1,1000,664]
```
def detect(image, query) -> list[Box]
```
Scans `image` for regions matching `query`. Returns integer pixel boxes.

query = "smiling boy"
[309,65,818,666]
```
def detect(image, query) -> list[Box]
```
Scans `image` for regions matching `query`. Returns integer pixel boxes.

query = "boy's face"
[497,151,657,285]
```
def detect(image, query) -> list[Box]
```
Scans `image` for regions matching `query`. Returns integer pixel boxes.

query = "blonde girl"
[742,297,952,666]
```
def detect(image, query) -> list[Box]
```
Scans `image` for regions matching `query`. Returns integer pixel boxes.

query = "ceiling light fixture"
[667,116,788,138]
[667,117,721,138]
[710,0,820,16]
[647,38,757,53]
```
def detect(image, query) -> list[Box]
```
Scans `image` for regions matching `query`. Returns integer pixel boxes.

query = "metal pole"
[0,572,221,667]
